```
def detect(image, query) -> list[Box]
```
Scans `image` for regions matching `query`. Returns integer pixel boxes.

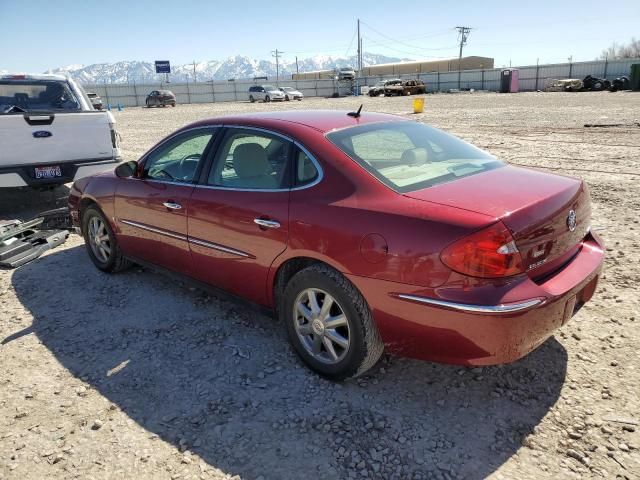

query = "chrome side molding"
[396,294,544,314]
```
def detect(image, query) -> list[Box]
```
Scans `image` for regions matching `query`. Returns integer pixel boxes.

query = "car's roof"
[191,110,407,133]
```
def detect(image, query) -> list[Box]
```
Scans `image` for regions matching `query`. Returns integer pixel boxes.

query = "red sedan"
[68,110,604,380]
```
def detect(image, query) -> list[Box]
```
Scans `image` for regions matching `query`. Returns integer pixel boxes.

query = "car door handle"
[163,201,182,210]
[254,218,280,229]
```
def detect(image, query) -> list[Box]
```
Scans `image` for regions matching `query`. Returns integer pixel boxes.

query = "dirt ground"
[1,92,639,480]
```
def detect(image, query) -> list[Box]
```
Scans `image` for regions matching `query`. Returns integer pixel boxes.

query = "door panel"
[188,189,289,305]
[115,179,194,274]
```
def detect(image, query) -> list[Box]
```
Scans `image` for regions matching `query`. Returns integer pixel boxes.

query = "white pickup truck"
[0,74,121,188]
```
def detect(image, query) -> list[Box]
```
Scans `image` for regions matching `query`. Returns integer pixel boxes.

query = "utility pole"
[455,26,472,89]
[295,56,299,75]
[271,49,284,85]
[192,60,197,83]
[357,19,361,73]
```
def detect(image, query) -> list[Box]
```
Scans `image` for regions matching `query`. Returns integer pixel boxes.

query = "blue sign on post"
[155,61,171,74]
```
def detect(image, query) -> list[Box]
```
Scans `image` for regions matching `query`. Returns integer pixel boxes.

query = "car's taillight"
[440,222,525,278]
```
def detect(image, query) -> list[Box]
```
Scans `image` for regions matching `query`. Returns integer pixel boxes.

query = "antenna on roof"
[347,104,363,118]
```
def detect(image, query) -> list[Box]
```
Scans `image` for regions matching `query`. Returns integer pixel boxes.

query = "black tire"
[265,95,271,102]
[249,95,255,103]
[146,100,151,108]
[592,81,604,91]
[82,206,132,273]
[281,264,384,380]
[285,95,290,101]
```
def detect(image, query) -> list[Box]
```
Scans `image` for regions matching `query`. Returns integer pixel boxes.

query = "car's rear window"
[326,121,503,192]
[0,80,80,113]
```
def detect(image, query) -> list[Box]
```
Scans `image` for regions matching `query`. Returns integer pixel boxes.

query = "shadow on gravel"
[0,185,70,221]
[10,245,568,480]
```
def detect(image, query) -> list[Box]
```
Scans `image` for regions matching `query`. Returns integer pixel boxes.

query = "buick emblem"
[567,210,577,232]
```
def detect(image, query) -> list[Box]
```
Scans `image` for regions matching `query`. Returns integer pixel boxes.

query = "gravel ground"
[1,92,639,480]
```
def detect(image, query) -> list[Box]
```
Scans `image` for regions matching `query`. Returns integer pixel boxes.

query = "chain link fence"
[84,58,639,107]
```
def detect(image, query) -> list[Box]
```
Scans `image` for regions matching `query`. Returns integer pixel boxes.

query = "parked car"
[279,86,303,101]
[69,110,604,380]
[368,79,402,96]
[0,73,121,188]
[248,85,285,102]
[87,92,103,110]
[146,90,176,108]
[336,67,356,80]
[384,80,426,96]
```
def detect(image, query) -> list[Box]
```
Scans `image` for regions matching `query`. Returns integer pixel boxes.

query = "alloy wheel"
[87,216,111,263]
[293,288,350,364]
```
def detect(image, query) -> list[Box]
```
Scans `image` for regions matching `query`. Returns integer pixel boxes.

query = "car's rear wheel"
[265,95,271,102]
[281,264,384,380]
[249,95,255,103]
[285,95,290,101]
[82,206,132,273]
[146,100,151,108]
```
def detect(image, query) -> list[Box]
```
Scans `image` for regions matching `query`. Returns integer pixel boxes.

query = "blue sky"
[1,0,639,72]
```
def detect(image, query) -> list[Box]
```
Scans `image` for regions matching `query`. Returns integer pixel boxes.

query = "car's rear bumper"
[347,233,604,365]
[0,157,121,188]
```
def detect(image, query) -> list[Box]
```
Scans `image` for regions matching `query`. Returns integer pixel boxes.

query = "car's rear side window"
[326,121,503,192]
[0,80,80,112]
[295,148,319,186]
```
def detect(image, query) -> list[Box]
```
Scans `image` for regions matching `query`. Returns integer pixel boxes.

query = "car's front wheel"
[249,95,255,103]
[265,95,271,102]
[281,264,384,380]
[82,206,132,273]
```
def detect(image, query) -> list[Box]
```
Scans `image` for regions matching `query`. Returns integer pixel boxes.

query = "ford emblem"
[567,210,577,232]
[33,130,52,138]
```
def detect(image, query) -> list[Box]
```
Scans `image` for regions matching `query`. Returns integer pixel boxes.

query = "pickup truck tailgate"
[0,111,116,166]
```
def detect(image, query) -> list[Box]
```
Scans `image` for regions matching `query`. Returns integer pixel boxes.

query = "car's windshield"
[0,80,80,113]
[280,87,293,91]
[326,121,503,192]
[340,68,353,71]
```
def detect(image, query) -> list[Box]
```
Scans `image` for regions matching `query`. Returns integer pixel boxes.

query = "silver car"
[248,85,285,102]
[279,86,303,101]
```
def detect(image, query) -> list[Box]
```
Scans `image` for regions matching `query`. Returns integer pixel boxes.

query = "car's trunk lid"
[404,165,590,277]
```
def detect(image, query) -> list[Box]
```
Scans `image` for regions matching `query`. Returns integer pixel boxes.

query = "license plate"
[34,166,62,179]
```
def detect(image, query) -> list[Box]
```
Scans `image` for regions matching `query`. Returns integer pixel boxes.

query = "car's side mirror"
[115,160,138,178]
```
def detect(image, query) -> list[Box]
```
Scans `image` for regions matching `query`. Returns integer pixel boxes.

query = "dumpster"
[500,69,519,93]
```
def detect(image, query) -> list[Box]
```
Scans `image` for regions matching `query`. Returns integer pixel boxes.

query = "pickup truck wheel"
[82,206,132,273]
[281,264,384,380]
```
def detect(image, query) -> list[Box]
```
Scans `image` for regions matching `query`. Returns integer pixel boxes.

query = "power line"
[361,21,457,53]
[361,35,457,58]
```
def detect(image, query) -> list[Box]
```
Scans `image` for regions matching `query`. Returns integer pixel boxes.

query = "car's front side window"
[144,130,215,183]
[208,129,292,190]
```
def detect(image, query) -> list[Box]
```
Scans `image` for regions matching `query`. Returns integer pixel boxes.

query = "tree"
[599,37,640,60]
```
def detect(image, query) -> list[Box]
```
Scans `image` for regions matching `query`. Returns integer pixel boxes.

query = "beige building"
[292,56,494,80]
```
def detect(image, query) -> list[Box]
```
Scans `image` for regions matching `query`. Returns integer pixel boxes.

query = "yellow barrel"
[413,97,425,113]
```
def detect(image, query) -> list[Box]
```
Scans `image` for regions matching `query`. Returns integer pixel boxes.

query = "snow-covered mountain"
[40,53,408,84]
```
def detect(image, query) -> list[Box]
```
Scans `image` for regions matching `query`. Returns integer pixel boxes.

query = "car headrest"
[233,143,272,178]
[401,147,429,166]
